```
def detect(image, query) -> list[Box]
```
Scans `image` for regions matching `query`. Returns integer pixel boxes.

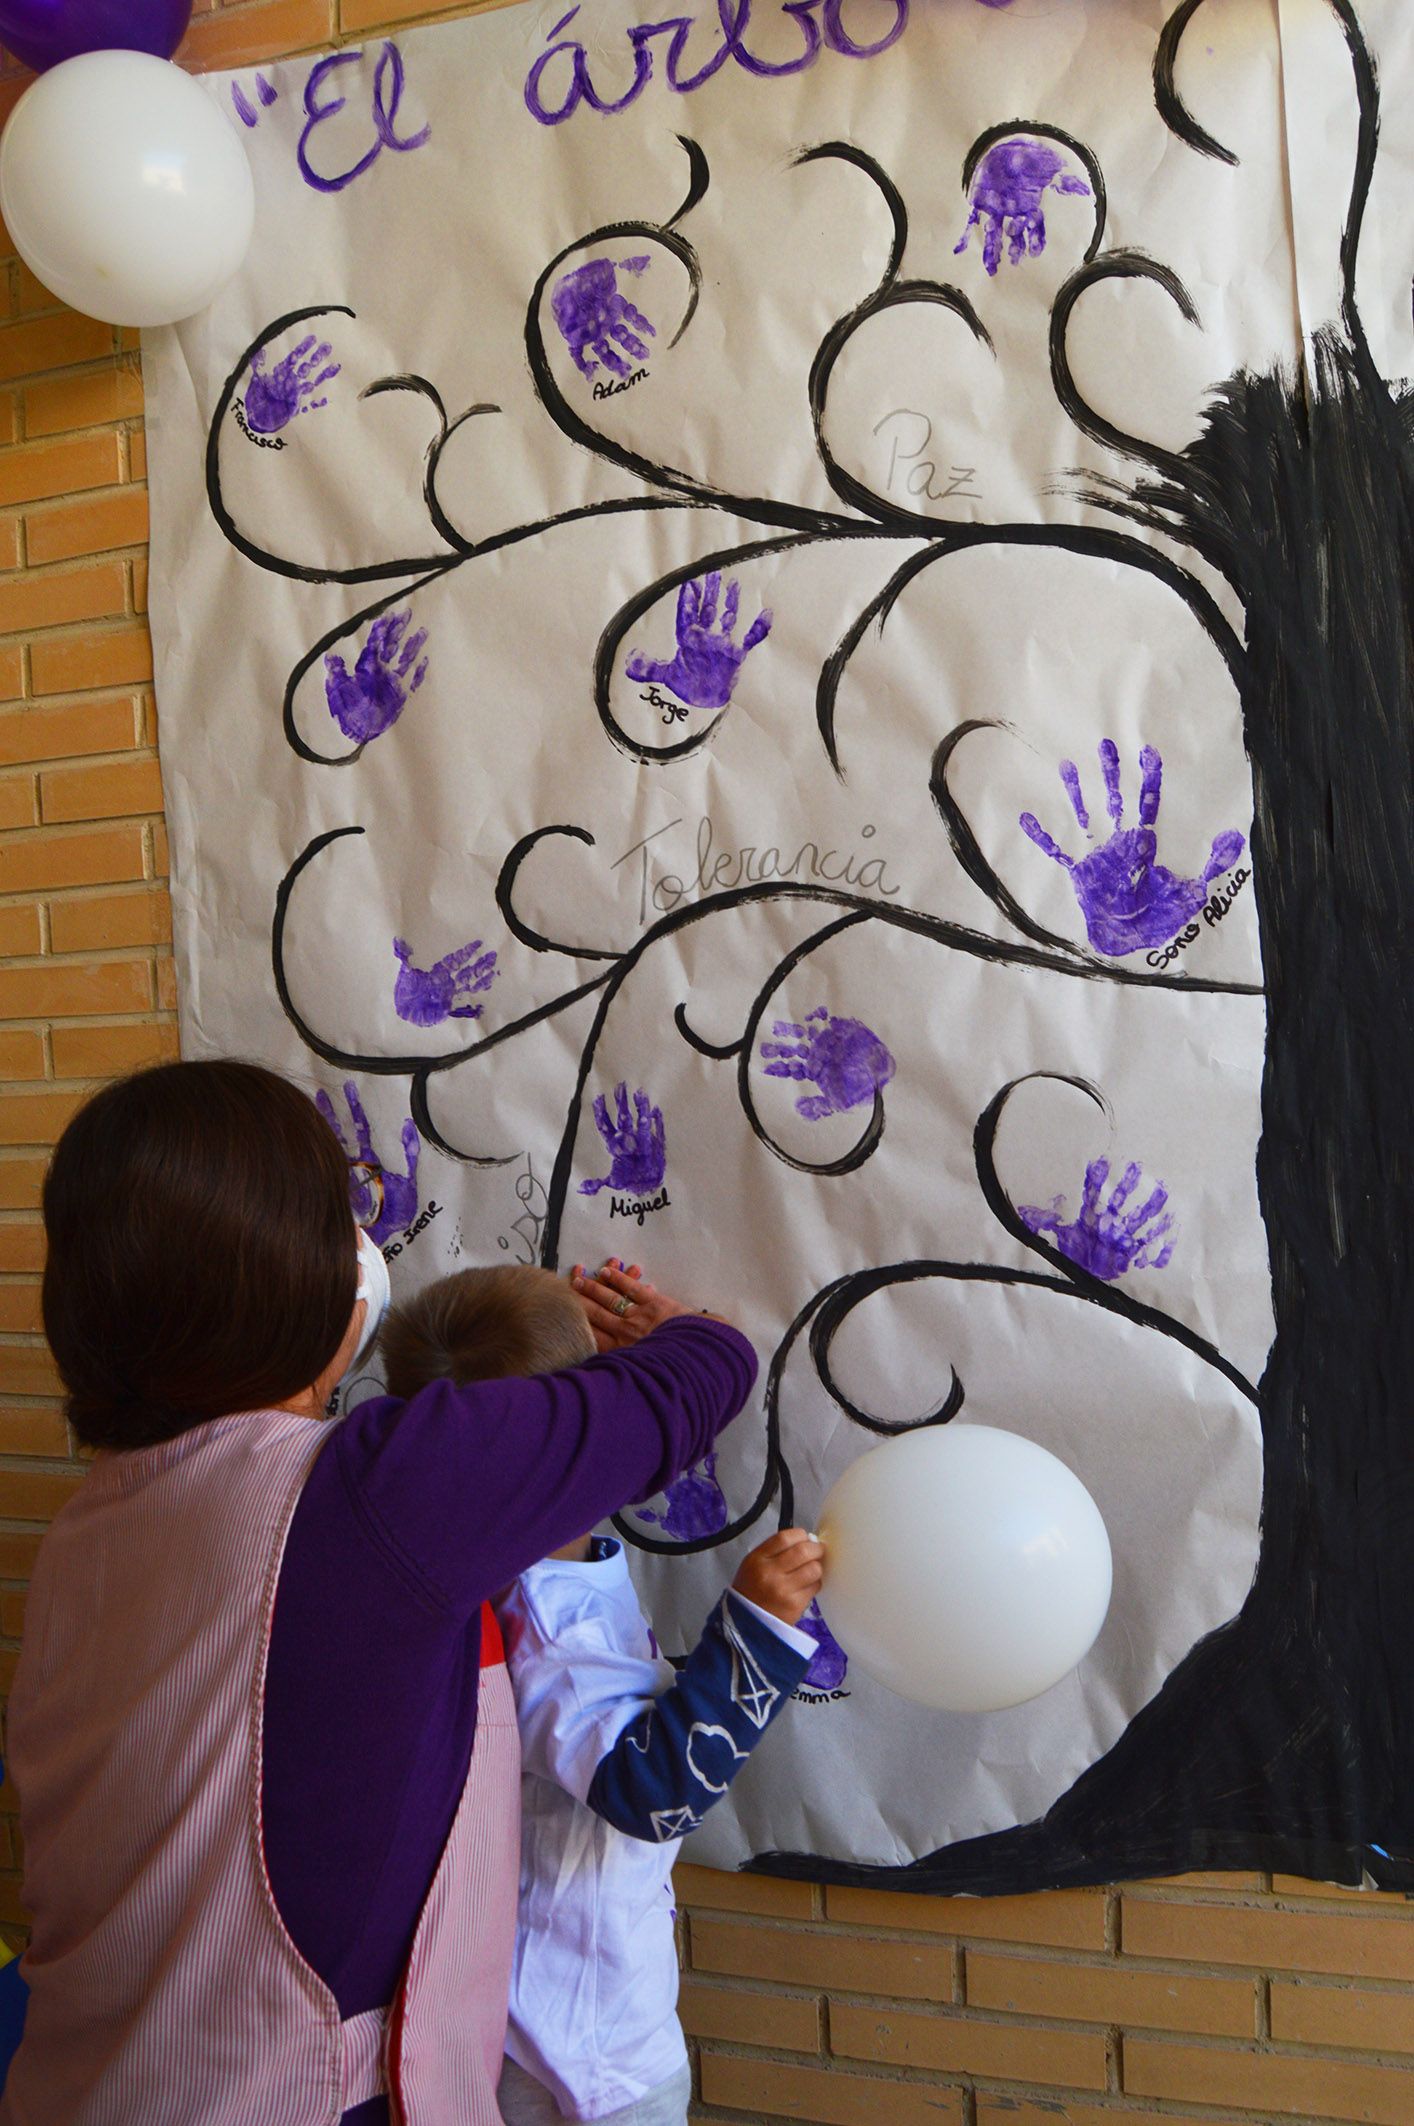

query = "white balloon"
[0,51,253,328]
[818,1425,1113,1712]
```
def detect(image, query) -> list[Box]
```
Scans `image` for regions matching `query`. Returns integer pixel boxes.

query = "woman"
[1,1060,754,2125]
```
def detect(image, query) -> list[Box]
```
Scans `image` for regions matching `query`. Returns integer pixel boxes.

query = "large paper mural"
[144,0,1414,1891]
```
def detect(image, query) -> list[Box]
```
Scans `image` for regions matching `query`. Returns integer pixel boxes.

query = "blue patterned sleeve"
[585,1592,812,1842]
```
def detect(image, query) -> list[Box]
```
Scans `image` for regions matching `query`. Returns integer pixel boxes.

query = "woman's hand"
[732,1528,825,1625]
[569,1259,701,1351]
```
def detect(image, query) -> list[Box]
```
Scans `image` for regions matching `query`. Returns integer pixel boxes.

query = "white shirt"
[495,1542,812,2120]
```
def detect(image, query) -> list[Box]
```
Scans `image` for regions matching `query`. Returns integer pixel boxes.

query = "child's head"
[380,1264,595,1398]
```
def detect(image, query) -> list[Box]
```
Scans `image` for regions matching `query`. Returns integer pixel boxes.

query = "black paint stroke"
[811,1272,965,1433]
[930,721,1086,960]
[961,120,1108,262]
[665,132,711,228]
[496,826,625,961]
[1154,1,1239,167]
[809,281,994,529]
[1050,251,1207,494]
[206,306,464,586]
[792,140,909,295]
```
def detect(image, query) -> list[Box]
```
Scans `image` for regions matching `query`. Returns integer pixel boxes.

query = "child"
[381,1264,823,2126]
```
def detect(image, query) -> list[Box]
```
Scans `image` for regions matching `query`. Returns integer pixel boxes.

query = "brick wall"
[0,3,1406,2120]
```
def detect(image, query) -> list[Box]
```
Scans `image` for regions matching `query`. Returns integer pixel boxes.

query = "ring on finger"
[612,1295,633,1318]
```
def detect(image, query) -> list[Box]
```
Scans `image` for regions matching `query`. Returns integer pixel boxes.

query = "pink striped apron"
[0,1408,520,2126]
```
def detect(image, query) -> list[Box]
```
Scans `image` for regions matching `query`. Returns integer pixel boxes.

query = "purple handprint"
[625,573,772,712]
[1019,741,1245,957]
[760,1005,896,1122]
[578,1083,666,1197]
[797,1601,849,1691]
[243,334,341,434]
[1020,1157,1176,1282]
[636,1452,728,1540]
[324,609,428,745]
[317,1080,419,1249]
[955,139,1091,276]
[392,936,498,1028]
[551,256,655,380]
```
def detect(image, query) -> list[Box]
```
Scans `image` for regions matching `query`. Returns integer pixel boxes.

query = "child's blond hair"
[380,1264,595,1399]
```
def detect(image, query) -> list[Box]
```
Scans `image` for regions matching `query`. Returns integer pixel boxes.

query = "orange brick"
[830,2002,1107,2090]
[13,261,58,317]
[0,822,144,893]
[0,1591,24,1639]
[1270,1873,1407,1904]
[24,366,143,439]
[127,429,146,482]
[30,625,151,697]
[26,487,147,565]
[340,0,476,25]
[679,1977,821,2053]
[0,1529,41,1577]
[700,2055,963,2125]
[0,1090,83,1145]
[133,553,147,614]
[156,958,177,1011]
[0,1159,43,1210]
[0,1034,44,1081]
[152,819,169,877]
[51,1021,177,1077]
[1124,2035,1414,2124]
[0,695,137,767]
[0,646,19,704]
[826,1886,1108,1953]
[1120,1895,1414,1982]
[0,398,14,447]
[0,519,18,572]
[0,904,39,958]
[966,1948,1257,2037]
[0,1348,63,1402]
[0,1403,64,1455]
[977,2105,1231,2126]
[41,755,163,824]
[0,1284,40,1335]
[182,0,333,69]
[676,1863,814,1920]
[0,774,34,829]
[0,559,126,636]
[49,888,170,954]
[691,1916,949,2003]
[0,432,122,509]
[0,957,151,1019]
[0,1223,43,1272]
[0,312,111,385]
[1270,1979,1414,2054]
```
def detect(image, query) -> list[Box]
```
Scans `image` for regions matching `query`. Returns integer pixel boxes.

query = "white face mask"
[349,1226,391,1373]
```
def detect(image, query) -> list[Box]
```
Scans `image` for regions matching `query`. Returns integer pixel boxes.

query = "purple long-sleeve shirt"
[260,1315,756,2125]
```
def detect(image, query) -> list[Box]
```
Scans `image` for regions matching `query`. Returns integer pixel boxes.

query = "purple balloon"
[0,0,191,73]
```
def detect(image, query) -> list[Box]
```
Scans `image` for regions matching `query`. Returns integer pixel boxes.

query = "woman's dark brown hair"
[43,1060,357,1450]
[380,1265,595,1400]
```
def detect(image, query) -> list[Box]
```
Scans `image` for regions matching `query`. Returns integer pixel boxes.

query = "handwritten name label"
[1145,867,1251,969]
[794,1685,851,1703]
[641,685,690,726]
[593,367,648,402]
[381,1197,442,1261]
[233,399,286,450]
[613,815,902,923]
[610,1187,671,1225]
[525,0,910,129]
[874,409,978,502]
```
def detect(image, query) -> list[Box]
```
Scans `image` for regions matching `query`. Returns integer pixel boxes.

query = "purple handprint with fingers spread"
[324,609,428,744]
[551,255,656,380]
[579,1083,666,1197]
[760,1005,896,1122]
[636,1452,728,1541]
[392,936,498,1028]
[1020,1157,1176,1283]
[955,139,1091,276]
[798,1601,849,1691]
[1019,741,1245,957]
[243,335,341,434]
[317,1081,419,1249]
[625,573,772,713]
